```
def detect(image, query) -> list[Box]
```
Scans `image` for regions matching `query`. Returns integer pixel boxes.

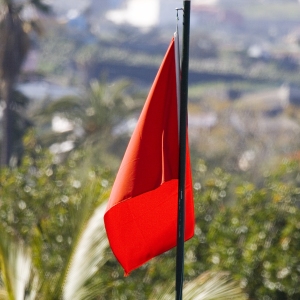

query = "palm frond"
[63,202,109,300]
[0,289,8,300]
[0,231,39,300]
[42,96,83,116]
[29,0,51,14]
[158,271,247,300]
[182,271,247,300]
[35,180,107,299]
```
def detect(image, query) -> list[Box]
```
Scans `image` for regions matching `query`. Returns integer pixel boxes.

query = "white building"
[106,0,219,28]
[106,0,160,28]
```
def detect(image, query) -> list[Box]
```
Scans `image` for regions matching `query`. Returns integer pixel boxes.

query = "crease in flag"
[104,34,195,275]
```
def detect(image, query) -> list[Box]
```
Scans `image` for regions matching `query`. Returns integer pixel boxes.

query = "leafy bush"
[192,159,300,299]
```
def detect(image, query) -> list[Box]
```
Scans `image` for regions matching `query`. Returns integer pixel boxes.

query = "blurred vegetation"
[29,78,144,171]
[1,131,300,299]
[0,131,112,299]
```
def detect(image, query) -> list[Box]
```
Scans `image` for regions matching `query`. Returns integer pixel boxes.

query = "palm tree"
[36,79,136,140]
[0,0,50,166]
[32,79,142,169]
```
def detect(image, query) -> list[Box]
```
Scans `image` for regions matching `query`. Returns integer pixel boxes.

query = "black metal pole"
[175,1,191,300]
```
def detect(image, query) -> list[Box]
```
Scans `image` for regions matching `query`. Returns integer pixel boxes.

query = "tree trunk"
[0,6,30,167]
[1,79,14,166]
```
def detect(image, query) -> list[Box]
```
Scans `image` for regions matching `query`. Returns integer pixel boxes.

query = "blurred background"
[3,0,300,175]
[1,0,300,299]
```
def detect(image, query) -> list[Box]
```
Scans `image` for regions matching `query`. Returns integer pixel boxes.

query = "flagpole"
[176,1,191,300]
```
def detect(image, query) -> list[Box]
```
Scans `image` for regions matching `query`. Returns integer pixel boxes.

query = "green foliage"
[0,131,111,299]
[169,158,300,299]
[201,160,300,299]
[0,132,246,299]
[2,131,300,299]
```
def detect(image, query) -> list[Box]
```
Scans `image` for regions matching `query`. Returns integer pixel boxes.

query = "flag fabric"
[104,36,195,275]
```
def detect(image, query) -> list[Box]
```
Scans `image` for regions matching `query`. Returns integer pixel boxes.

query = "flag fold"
[104,38,194,275]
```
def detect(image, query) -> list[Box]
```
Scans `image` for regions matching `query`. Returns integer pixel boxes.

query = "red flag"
[104,37,194,275]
